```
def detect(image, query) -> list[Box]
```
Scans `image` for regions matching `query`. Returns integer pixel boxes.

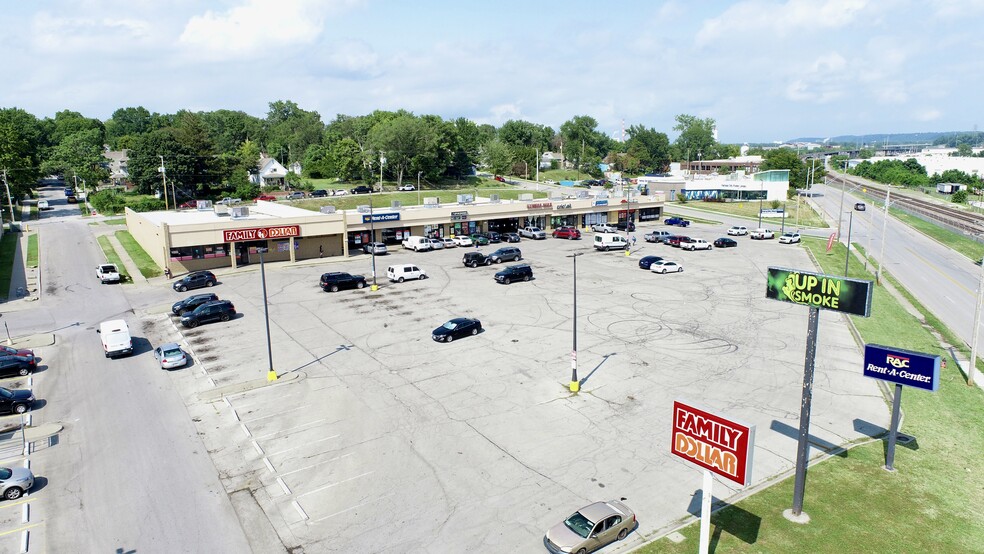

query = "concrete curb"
[24,423,63,442]
[7,334,55,349]
[198,371,302,403]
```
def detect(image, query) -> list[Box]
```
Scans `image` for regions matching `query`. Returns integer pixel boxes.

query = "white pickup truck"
[96,264,121,284]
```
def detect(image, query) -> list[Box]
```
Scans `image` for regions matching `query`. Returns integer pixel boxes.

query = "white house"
[251,155,289,187]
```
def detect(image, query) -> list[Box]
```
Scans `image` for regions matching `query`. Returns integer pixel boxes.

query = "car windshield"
[162,348,182,357]
[0,388,11,399]
[442,321,458,330]
[100,265,115,272]
[564,512,595,539]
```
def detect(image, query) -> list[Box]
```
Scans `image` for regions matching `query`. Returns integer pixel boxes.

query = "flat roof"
[136,201,313,225]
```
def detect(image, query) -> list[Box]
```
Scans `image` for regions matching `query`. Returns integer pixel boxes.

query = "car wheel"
[179,285,188,292]
[4,487,23,500]
[471,328,478,335]
[661,268,667,274]
[470,262,478,268]
[220,314,230,322]
[446,335,453,343]
[18,367,29,376]
[398,277,405,283]
[187,320,199,328]
[577,549,587,554]
[605,246,610,252]
[485,260,492,266]
[206,281,214,287]
[503,278,511,284]
[618,528,628,541]
[14,404,28,414]
[330,285,339,292]
[420,274,428,280]
[356,281,365,289]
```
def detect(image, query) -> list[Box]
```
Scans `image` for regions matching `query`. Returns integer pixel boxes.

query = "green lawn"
[115,230,162,278]
[669,197,829,228]
[888,209,984,263]
[637,237,984,553]
[662,211,722,225]
[26,234,38,268]
[291,187,549,211]
[96,236,131,283]
[102,218,126,226]
[0,233,18,299]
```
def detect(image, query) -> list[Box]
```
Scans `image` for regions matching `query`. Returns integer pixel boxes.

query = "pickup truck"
[664,217,691,227]
[681,238,712,251]
[96,264,121,284]
[750,228,775,240]
[520,226,546,240]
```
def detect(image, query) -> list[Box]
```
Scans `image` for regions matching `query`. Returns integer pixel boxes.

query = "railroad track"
[829,173,984,236]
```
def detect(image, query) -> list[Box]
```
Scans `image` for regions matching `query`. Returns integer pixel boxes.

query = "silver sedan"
[153,343,187,369]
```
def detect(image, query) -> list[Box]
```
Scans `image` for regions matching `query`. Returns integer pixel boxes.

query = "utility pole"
[876,187,891,285]
[837,175,846,242]
[159,156,169,210]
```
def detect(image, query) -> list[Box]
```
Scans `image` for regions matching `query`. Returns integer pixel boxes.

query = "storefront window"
[638,207,661,221]
[170,243,229,261]
[381,228,410,244]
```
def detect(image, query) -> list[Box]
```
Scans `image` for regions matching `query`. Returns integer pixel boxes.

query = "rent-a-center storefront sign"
[863,344,940,392]
[223,225,300,242]
[766,267,873,316]
[671,401,755,486]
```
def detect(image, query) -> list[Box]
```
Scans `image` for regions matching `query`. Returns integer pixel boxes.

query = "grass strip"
[102,218,126,226]
[26,234,38,268]
[637,237,984,553]
[0,233,18,298]
[115,230,161,278]
[669,198,829,228]
[888,209,984,263]
[96,236,131,284]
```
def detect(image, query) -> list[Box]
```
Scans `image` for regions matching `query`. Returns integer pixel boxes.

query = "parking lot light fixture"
[844,211,854,276]
[256,247,277,382]
[568,252,584,392]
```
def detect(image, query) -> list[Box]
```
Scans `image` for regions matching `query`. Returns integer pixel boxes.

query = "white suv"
[520,226,546,239]
[592,223,618,233]
[727,226,748,236]
[750,228,775,240]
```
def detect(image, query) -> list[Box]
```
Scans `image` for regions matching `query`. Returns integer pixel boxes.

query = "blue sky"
[2,0,981,143]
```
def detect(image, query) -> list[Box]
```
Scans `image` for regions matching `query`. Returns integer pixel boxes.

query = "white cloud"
[31,13,155,53]
[179,0,359,59]
[914,108,942,122]
[696,0,869,46]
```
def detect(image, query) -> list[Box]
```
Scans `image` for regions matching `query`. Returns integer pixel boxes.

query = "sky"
[2,0,982,143]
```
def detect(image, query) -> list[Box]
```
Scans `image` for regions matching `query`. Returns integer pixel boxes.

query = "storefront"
[637,207,661,222]
[487,217,520,233]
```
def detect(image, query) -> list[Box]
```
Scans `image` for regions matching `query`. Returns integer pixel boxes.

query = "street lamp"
[370,153,384,291]
[844,211,854,276]
[256,247,277,382]
[568,252,584,392]
[757,180,765,227]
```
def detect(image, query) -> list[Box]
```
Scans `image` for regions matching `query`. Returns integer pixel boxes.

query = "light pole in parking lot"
[255,247,277,382]
[369,154,384,291]
[844,211,854,276]
[757,180,765,228]
[568,252,584,393]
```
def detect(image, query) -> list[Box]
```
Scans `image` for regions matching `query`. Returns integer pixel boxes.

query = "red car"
[666,235,690,247]
[494,175,506,182]
[0,345,34,358]
[178,201,199,209]
[552,227,582,240]
[256,195,277,202]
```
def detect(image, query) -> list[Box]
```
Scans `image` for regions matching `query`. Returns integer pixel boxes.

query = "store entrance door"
[235,243,250,266]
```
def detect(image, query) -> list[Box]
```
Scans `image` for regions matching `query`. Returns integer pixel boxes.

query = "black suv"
[615,221,636,232]
[350,185,373,194]
[310,189,329,198]
[320,272,367,292]
[489,247,522,263]
[172,271,217,292]
[503,232,521,243]
[462,252,492,268]
[180,300,236,328]
[486,231,502,243]
[172,293,219,315]
[494,264,533,284]
[0,356,36,378]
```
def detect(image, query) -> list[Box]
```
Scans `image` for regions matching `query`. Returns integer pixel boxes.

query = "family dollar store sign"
[766,267,873,317]
[671,401,755,486]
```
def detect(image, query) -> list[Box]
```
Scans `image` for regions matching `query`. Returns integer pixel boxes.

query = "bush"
[951,190,968,204]
[89,190,127,214]
[676,193,687,203]
[771,199,781,209]
[129,197,166,212]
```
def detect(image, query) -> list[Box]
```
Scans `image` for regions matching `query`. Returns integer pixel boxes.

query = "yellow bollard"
[569,380,580,392]
[371,284,379,291]
[267,370,278,382]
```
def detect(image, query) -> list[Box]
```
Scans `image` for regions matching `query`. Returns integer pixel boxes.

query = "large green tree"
[368,114,428,185]
[671,114,716,162]
[105,107,155,148]
[498,120,554,150]
[625,125,671,173]
[40,129,108,185]
[263,100,325,164]
[560,115,610,175]
[200,109,264,154]
[0,108,44,200]
[482,139,513,176]
[760,148,808,189]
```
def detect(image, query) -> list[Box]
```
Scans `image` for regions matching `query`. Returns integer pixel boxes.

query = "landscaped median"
[96,236,131,283]
[637,237,984,553]
[115,230,162,278]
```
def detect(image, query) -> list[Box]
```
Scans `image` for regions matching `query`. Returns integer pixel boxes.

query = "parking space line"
[298,471,374,499]
[277,477,292,495]
[230,393,306,412]
[278,452,354,478]
[0,496,39,510]
[241,406,306,423]
[292,500,309,521]
[0,521,41,537]
[267,434,340,457]
[255,419,334,440]
[310,494,392,523]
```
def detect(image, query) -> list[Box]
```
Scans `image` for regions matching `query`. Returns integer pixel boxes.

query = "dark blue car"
[665,217,690,227]
[638,256,664,270]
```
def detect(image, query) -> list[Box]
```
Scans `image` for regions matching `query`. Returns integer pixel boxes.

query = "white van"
[387,264,427,283]
[401,236,433,252]
[37,200,49,210]
[98,319,133,358]
[594,233,628,251]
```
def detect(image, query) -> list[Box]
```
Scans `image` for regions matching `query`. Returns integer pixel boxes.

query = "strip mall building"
[125,191,666,273]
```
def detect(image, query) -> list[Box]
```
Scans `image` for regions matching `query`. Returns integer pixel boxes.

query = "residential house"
[250,155,289,188]
[103,149,131,187]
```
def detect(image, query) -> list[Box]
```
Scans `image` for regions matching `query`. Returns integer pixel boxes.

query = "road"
[18,187,254,553]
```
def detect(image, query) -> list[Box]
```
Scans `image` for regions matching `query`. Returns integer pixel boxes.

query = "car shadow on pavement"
[769,420,847,458]
[130,337,155,357]
[686,491,762,548]
[28,475,49,494]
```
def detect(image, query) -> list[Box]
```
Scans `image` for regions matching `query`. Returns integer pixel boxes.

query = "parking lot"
[142,221,890,552]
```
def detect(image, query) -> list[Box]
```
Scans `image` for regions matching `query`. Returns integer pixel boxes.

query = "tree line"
[1,101,814,204]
